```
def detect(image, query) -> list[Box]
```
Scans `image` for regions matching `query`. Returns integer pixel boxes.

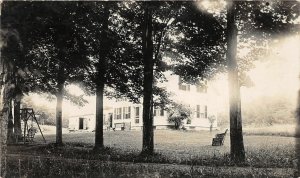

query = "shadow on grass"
[7,142,295,169]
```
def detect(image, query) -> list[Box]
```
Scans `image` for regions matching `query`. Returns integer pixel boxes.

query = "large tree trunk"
[226,1,245,163]
[141,3,155,155]
[13,100,21,141]
[7,100,14,144]
[56,65,65,146]
[296,89,300,177]
[0,90,8,178]
[0,60,9,177]
[94,2,110,150]
[94,81,104,149]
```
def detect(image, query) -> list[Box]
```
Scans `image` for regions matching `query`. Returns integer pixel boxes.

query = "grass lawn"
[7,129,298,177]
[33,130,296,167]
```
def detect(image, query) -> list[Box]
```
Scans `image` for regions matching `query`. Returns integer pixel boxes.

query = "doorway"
[79,118,84,130]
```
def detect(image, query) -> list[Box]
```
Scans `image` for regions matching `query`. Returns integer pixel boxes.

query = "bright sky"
[244,36,300,100]
[195,0,300,112]
[209,35,300,112]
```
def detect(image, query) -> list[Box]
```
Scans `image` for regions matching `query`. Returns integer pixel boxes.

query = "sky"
[245,37,299,99]
[208,35,300,112]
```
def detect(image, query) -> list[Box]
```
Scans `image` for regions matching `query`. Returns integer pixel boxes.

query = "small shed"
[68,114,95,131]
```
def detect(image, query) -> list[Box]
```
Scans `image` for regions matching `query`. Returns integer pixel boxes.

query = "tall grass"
[7,128,297,177]
[6,155,295,178]
[8,141,296,169]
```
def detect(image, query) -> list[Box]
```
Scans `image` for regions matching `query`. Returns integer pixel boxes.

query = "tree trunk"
[13,100,21,141]
[7,100,14,144]
[56,65,65,146]
[0,93,8,178]
[227,1,245,163]
[0,60,9,177]
[94,2,110,150]
[296,90,300,177]
[141,3,155,155]
[94,81,104,150]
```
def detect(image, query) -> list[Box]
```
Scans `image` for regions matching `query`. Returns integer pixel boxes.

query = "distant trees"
[21,95,58,126]
[227,96,295,126]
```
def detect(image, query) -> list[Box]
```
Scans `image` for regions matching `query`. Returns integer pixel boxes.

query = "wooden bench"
[212,129,228,146]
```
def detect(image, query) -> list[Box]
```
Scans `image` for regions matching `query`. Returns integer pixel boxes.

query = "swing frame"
[20,108,46,144]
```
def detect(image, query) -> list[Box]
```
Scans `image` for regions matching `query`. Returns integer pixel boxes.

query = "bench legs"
[212,138,223,146]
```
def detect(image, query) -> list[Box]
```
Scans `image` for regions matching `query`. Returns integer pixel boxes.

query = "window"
[135,119,139,124]
[123,106,131,119]
[114,108,122,120]
[196,80,208,93]
[179,84,190,91]
[196,85,207,93]
[196,105,200,118]
[153,108,157,116]
[179,77,190,91]
[160,109,164,116]
[153,107,164,116]
[196,105,208,118]
[135,107,140,118]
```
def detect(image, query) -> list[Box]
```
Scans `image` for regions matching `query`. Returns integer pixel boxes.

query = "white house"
[111,72,217,130]
[68,72,217,131]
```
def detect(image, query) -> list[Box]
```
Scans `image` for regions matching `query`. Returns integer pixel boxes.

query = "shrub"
[167,103,192,130]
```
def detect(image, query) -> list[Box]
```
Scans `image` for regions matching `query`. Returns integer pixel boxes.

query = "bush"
[167,103,192,130]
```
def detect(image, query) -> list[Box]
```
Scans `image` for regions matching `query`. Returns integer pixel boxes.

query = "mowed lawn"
[34,129,297,168]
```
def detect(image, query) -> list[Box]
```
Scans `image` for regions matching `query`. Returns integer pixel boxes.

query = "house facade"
[111,72,217,130]
[68,72,217,131]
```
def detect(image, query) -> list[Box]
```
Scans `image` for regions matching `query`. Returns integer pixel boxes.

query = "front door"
[109,114,113,128]
[79,118,84,130]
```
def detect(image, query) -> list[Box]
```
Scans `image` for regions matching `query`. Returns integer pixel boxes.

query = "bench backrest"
[216,133,225,139]
[215,129,228,138]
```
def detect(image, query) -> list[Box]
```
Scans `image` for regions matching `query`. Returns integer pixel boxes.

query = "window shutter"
[114,108,116,120]
[197,105,200,118]
[160,108,164,116]
[128,106,131,118]
[135,107,139,118]
[123,107,126,119]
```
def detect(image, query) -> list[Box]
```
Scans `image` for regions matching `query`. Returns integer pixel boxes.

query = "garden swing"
[20,108,46,144]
